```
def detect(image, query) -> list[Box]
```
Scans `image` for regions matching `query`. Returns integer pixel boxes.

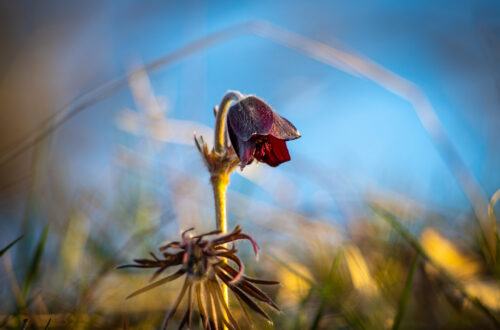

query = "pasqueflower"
[227,96,301,168]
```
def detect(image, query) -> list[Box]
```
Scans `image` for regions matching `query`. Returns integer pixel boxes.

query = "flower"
[118,226,280,329]
[227,96,301,169]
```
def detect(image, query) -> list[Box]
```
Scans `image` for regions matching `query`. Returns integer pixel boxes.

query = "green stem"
[211,174,230,327]
[213,91,243,154]
[211,174,229,232]
[210,91,244,324]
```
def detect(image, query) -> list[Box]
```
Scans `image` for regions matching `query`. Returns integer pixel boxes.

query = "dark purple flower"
[227,96,301,168]
[118,226,280,329]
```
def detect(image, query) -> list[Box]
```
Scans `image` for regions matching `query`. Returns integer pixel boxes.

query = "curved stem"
[210,91,243,328]
[214,91,244,154]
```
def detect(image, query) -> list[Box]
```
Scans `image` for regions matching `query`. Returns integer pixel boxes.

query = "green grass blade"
[0,235,23,259]
[310,252,342,330]
[375,208,500,327]
[488,189,500,266]
[292,286,314,330]
[22,224,49,300]
[392,253,419,330]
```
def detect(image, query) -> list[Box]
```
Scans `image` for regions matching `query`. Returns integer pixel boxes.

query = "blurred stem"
[0,235,23,259]
[214,91,243,154]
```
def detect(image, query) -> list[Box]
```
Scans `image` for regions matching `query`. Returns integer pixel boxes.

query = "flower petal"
[161,276,190,329]
[195,282,211,329]
[254,135,291,167]
[125,269,185,299]
[206,280,235,330]
[269,114,301,141]
[228,125,255,167]
[220,263,280,311]
[211,280,241,330]
[216,269,273,324]
[227,96,274,142]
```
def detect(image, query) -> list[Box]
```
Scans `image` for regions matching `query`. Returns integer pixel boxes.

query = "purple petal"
[224,254,244,284]
[219,264,280,311]
[181,227,195,240]
[126,269,185,299]
[227,96,274,142]
[217,269,273,324]
[228,124,255,167]
[269,114,301,141]
[161,276,190,329]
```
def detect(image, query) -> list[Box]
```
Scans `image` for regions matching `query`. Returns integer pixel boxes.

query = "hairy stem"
[211,174,230,327]
[214,91,244,154]
[211,175,229,232]
[210,91,244,328]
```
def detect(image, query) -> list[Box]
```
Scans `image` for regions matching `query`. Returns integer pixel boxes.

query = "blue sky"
[2,0,500,226]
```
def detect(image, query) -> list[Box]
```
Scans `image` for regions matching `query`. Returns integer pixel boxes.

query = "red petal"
[254,135,291,167]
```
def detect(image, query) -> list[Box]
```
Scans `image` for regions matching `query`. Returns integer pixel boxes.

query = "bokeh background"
[1,1,500,329]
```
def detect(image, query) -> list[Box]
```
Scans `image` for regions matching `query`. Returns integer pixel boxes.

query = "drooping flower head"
[118,226,280,329]
[227,96,301,169]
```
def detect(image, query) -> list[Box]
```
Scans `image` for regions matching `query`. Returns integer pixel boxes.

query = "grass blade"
[0,235,23,259]
[310,252,342,330]
[488,188,500,266]
[375,208,500,328]
[22,224,49,300]
[392,253,419,330]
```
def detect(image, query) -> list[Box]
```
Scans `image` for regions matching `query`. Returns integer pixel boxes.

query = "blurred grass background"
[1,1,500,329]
